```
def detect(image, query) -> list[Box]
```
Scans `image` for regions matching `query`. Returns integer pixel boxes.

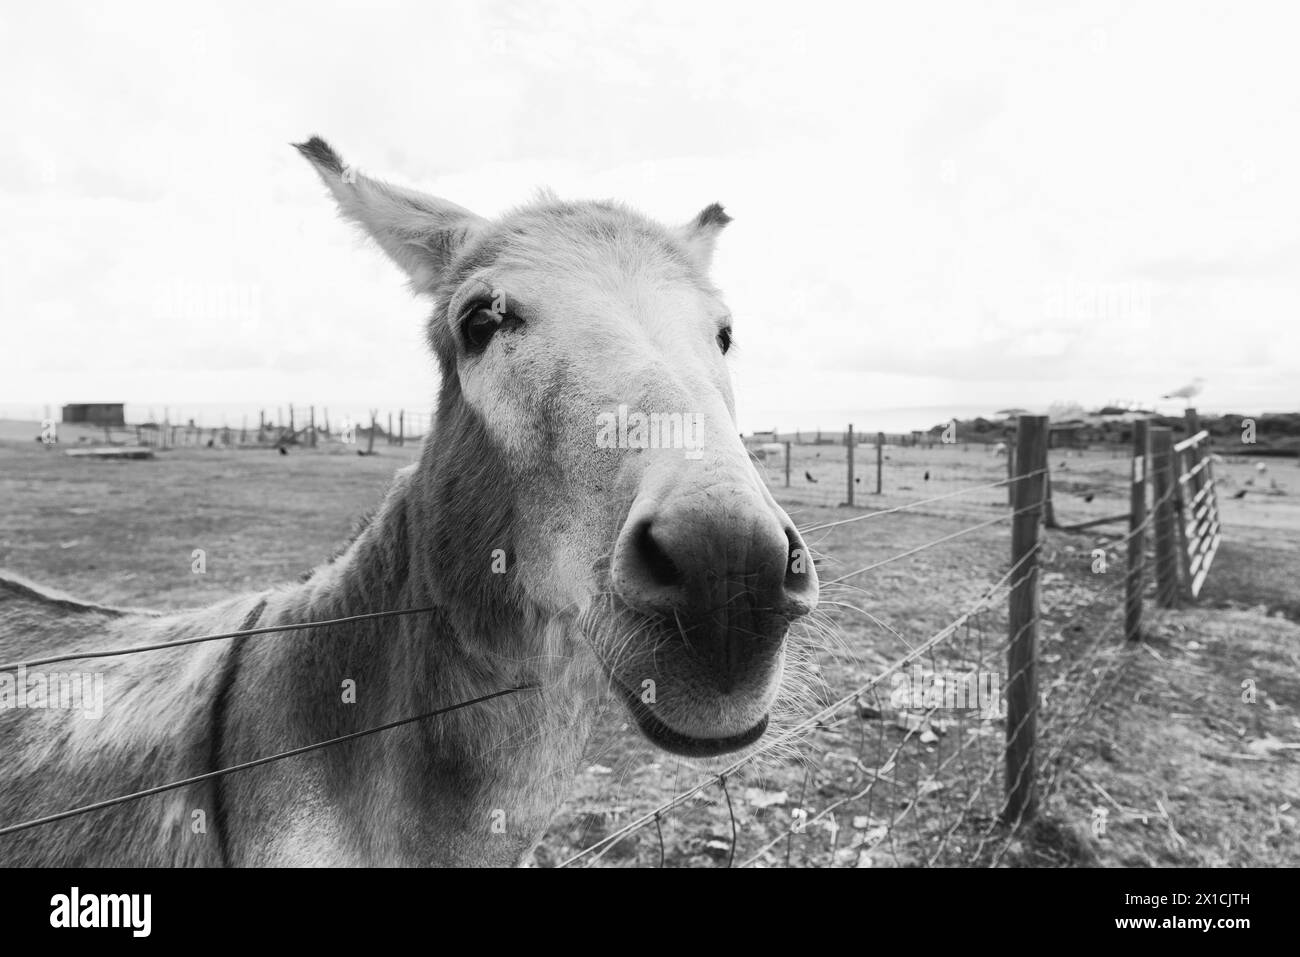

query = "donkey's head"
[297,138,818,758]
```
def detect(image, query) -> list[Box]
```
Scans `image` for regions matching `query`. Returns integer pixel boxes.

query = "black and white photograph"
[0,0,1293,923]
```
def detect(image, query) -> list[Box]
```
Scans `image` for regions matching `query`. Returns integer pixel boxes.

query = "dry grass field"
[2,422,1297,866]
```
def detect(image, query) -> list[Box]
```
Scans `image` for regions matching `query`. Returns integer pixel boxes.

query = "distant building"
[62,403,125,427]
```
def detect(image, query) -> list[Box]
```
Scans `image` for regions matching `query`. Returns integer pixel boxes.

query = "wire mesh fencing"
[550,417,1206,867]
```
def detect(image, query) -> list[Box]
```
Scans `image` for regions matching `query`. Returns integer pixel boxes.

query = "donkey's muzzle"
[611,485,818,691]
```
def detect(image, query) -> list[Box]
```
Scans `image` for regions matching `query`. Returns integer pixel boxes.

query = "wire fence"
[559,546,1043,868]
[1,416,1219,866]
[549,417,1207,867]
[747,428,1179,534]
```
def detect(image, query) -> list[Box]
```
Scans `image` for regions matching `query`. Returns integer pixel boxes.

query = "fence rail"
[1173,430,1222,598]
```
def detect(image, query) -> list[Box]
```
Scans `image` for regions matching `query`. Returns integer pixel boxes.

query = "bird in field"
[1232,489,1247,499]
[1255,461,1268,475]
[278,446,288,456]
[1083,493,1095,503]
[805,471,818,483]
[924,470,930,482]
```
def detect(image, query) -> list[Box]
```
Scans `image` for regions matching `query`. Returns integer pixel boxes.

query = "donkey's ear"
[294,136,485,291]
[676,203,732,270]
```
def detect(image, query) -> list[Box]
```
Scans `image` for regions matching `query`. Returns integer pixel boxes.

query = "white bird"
[1255,461,1268,475]
[1161,377,1205,404]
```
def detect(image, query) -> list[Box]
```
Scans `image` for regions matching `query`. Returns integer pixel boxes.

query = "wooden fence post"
[1125,420,1150,641]
[1007,437,1016,505]
[1005,414,1048,825]
[368,410,377,456]
[1151,427,1179,608]
[875,431,884,495]
[845,424,855,507]
[784,441,791,487]
[1184,406,1200,440]
[309,406,317,448]
[1044,466,1058,529]
[399,409,405,447]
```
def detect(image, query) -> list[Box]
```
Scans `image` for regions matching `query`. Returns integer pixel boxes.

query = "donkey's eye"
[717,327,733,354]
[462,308,502,353]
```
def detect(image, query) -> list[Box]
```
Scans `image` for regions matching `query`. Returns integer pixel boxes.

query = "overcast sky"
[1,0,1296,432]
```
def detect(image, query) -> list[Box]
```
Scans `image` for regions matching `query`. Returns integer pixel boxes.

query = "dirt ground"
[1,422,1296,867]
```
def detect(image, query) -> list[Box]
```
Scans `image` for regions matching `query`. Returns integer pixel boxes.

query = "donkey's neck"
[222,443,598,866]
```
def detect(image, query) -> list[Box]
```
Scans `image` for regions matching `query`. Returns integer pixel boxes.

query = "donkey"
[0,137,819,866]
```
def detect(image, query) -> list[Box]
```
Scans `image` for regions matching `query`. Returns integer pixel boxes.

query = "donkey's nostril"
[634,521,682,588]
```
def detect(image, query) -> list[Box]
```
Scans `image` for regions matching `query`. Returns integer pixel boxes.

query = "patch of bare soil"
[1005,606,1300,866]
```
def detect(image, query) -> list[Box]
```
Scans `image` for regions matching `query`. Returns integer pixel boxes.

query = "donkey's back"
[0,573,260,865]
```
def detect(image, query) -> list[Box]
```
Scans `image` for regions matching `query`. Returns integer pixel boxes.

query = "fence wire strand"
[0,686,534,838]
